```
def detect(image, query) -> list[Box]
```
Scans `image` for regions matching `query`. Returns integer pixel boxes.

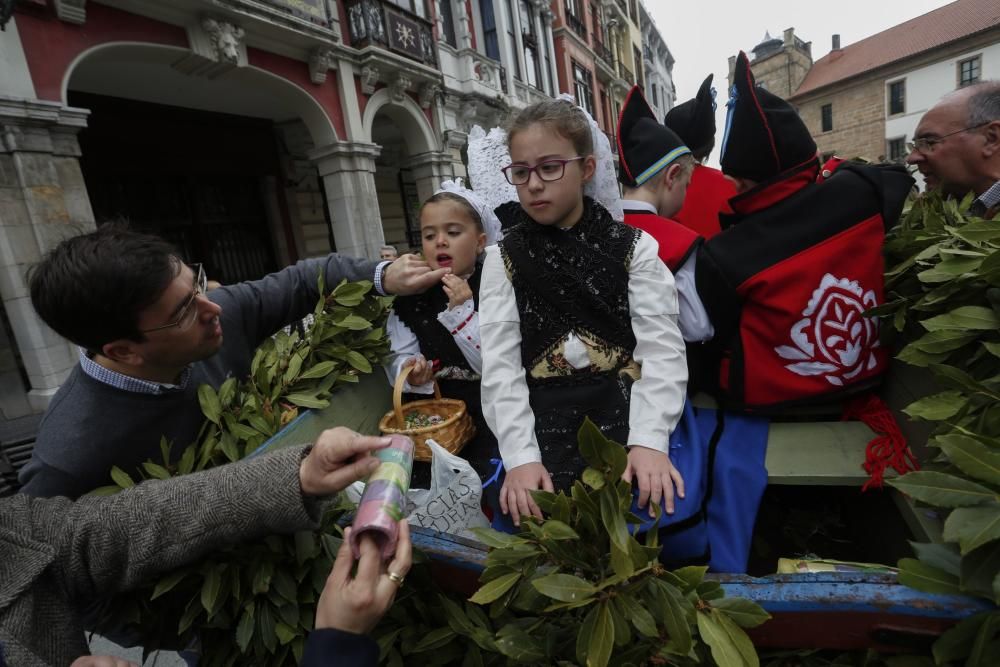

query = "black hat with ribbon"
[617,85,691,188]
[720,51,817,182]
[664,74,717,158]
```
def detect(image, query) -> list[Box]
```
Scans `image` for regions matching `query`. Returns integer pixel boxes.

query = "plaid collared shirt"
[974,180,1000,215]
[78,348,190,395]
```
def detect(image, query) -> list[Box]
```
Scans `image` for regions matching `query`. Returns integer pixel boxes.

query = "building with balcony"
[638,1,675,122]
[0,0,559,418]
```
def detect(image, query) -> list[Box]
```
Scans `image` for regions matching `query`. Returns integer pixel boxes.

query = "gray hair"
[379,245,397,253]
[965,80,1000,126]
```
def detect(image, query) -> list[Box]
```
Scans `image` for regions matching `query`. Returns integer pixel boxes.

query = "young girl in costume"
[384,179,502,486]
[478,99,689,526]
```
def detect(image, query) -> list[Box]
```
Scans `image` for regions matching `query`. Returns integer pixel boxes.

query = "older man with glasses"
[907,80,1000,217]
[18,224,448,500]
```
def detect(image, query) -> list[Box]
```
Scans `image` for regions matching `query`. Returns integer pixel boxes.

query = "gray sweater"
[19,254,378,499]
[0,446,316,667]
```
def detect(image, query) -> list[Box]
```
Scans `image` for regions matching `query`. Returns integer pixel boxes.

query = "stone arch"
[361,87,438,153]
[63,42,338,145]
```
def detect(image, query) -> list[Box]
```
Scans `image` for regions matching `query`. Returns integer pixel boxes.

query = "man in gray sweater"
[1,427,411,667]
[19,225,447,499]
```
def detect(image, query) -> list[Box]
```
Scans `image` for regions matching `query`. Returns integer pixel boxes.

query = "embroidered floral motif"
[775,273,880,386]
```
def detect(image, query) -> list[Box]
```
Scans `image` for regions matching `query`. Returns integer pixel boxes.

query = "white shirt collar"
[620,199,657,215]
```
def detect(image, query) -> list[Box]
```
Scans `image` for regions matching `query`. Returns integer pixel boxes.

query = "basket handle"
[393,363,442,427]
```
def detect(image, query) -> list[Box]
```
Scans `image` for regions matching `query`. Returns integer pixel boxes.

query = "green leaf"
[109,466,135,489]
[581,467,605,490]
[610,542,634,579]
[538,519,579,541]
[336,314,371,330]
[937,434,1000,486]
[226,422,261,442]
[411,627,457,652]
[714,608,759,667]
[962,542,1000,602]
[984,341,1000,359]
[297,360,338,381]
[257,602,277,653]
[252,559,274,594]
[177,446,196,475]
[150,570,188,601]
[600,485,629,553]
[200,566,222,616]
[272,569,298,603]
[87,485,122,497]
[712,597,772,629]
[617,592,658,637]
[672,565,708,591]
[531,573,597,602]
[469,572,521,604]
[655,580,693,654]
[698,609,748,667]
[345,350,373,373]
[953,221,1000,243]
[275,621,297,645]
[902,391,967,421]
[470,527,528,549]
[495,625,546,662]
[888,471,996,508]
[944,504,1000,553]
[922,306,1000,331]
[236,605,255,653]
[968,612,1000,667]
[933,612,990,664]
[909,329,980,354]
[587,602,614,667]
[140,462,172,480]
[198,384,222,425]
[897,557,963,595]
[285,393,330,409]
[910,541,962,577]
[578,418,605,469]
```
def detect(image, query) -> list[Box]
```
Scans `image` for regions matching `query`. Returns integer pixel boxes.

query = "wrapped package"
[349,434,415,559]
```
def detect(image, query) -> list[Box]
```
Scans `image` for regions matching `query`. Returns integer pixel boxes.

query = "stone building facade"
[638,1,675,122]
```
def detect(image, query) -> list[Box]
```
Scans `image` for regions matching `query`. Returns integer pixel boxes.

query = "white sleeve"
[383,309,434,395]
[436,299,482,374]
[478,247,542,469]
[626,232,688,452]
[674,253,715,343]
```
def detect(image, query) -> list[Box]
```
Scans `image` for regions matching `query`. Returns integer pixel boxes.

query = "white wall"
[885,41,1000,188]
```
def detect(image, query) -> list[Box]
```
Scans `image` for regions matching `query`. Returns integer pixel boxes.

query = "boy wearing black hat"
[617,85,713,343]
[695,52,914,417]
[664,74,737,239]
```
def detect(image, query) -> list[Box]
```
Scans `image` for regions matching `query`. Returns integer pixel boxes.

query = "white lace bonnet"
[433,177,504,246]
[466,94,624,222]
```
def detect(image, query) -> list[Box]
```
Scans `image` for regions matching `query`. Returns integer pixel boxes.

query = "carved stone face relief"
[202,18,245,64]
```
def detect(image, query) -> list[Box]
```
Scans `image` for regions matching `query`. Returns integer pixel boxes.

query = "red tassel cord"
[842,393,920,491]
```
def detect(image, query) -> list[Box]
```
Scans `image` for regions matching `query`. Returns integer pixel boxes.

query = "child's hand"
[500,462,554,526]
[402,355,434,386]
[623,446,685,517]
[442,274,473,309]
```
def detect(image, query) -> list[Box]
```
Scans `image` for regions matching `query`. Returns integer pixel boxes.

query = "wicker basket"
[378,365,475,462]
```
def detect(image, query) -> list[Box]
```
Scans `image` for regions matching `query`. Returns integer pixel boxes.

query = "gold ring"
[387,571,405,586]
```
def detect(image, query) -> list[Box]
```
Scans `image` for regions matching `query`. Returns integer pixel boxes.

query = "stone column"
[539,6,558,96]
[310,140,385,259]
[0,97,94,412]
[404,151,456,204]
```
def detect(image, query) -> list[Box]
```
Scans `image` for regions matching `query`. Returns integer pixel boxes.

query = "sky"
[646,0,957,166]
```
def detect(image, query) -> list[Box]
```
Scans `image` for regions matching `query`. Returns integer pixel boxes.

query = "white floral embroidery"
[775,273,880,386]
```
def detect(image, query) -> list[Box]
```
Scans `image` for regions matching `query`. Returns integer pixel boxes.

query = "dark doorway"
[71,92,284,284]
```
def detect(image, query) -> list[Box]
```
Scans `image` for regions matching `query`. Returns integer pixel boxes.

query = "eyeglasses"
[907,122,988,154]
[501,157,585,186]
[139,264,207,334]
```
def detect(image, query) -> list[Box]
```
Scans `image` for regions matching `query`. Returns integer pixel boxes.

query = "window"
[565,0,581,18]
[821,103,833,132]
[520,1,541,89]
[501,0,521,79]
[888,80,905,115]
[634,46,643,88]
[479,0,501,61]
[959,56,981,87]
[391,0,428,19]
[439,0,457,47]
[573,60,594,116]
[887,137,907,163]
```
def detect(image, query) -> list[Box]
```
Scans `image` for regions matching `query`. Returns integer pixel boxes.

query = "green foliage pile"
[373,418,771,667]
[876,192,1000,664]
[94,277,393,665]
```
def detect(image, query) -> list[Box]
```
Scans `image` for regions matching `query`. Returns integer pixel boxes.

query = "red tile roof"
[790,0,1000,99]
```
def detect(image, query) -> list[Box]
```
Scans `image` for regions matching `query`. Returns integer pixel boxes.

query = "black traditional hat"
[720,51,817,182]
[664,74,717,157]
[617,85,691,188]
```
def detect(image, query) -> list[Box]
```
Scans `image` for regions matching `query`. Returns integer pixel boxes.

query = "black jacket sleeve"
[301,628,379,667]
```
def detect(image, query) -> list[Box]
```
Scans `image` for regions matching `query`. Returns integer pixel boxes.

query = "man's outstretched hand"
[299,427,390,497]
[383,254,450,295]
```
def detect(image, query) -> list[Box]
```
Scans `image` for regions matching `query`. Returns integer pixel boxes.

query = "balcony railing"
[265,0,331,27]
[344,0,436,66]
[594,41,614,66]
[566,13,587,41]
[618,62,633,84]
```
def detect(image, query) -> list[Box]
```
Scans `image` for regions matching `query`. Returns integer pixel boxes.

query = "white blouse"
[384,298,482,394]
[479,232,688,471]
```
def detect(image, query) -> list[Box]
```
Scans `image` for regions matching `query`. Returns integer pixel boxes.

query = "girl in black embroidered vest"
[479,99,690,527]
[385,187,499,486]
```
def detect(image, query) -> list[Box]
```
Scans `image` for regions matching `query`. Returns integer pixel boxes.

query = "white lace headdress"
[433,177,503,246]
[466,96,624,223]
